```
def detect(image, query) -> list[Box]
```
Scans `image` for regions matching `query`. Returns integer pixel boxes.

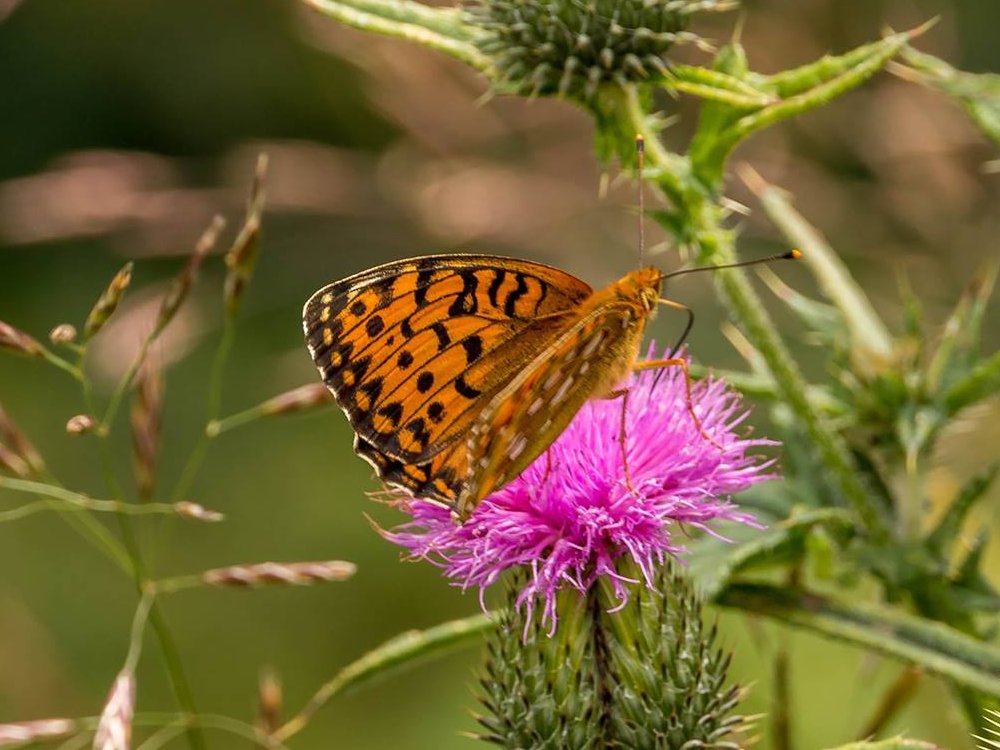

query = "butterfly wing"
[455,300,650,517]
[303,255,593,478]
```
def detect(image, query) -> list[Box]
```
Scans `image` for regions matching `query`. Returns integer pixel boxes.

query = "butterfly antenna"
[636,134,646,268]
[656,248,802,373]
[662,249,802,282]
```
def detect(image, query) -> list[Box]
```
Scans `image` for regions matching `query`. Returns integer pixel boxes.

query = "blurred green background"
[0,0,998,748]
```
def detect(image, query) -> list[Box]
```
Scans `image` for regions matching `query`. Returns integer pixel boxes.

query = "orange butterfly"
[304,155,798,519]
[304,255,738,519]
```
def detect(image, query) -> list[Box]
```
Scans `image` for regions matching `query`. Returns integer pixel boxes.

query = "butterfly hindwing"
[303,255,594,469]
[456,301,646,515]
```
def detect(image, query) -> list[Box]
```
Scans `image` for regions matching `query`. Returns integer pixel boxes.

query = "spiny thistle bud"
[84,262,133,341]
[477,560,751,749]
[467,0,736,99]
[49,323,78,345]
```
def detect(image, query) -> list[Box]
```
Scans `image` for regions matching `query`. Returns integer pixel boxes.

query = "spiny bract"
[467,0,735,98]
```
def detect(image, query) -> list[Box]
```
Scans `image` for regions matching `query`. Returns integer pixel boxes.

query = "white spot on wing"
[552,376,574,404]
[581,331,604,358]
[508,433,528,461]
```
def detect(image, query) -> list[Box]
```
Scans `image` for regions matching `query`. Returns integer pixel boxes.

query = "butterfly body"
[304,255,664,518]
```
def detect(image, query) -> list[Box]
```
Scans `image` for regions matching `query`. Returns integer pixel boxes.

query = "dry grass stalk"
[203,560,356,587]
[224,154,268,317]
[174,500,225,522]
[49,323,78,344]
[257,668,283,738]
[130,355,163,499]
[0,320,42,357]
[0,402,44,474]
[261,383,332,416]
[66,414,98,435]
[93,671,135,750]
[0,718,76,746]
[84,262,134,341]
[154,214,226,336]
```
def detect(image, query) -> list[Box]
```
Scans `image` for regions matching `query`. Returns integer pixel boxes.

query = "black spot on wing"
[503,273,529,316]
[461,335,483,364]
[487,270,505,309]
[377,401,404,427]
[355,436,460,503]
[455,374,481,399]
[365,315,385,337]
[416,371,435,393]
[448,271,480,316]
[397,350,414,368]
[431,321,451,350]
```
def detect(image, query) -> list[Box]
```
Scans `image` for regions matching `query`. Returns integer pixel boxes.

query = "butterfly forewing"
[303,255,593,468]
[456,301,647,516]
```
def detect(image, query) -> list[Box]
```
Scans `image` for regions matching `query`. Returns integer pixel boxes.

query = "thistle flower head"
[468,0,736,99]
[386,345,774,629]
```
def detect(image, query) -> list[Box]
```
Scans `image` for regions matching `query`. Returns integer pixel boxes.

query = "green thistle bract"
[478,560,749,749]
[468,0,735,99]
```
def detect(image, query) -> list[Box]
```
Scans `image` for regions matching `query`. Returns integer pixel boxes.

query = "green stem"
[37,346,84,382]
[716,583,1000,697]
[81,349,207,750]
[621,99,893,544]
[275,613,495,742]
[0,477,191,518]
[170,319,236,502]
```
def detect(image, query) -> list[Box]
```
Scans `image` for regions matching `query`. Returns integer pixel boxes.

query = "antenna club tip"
[636,134,645,149]
[786,249,803,260]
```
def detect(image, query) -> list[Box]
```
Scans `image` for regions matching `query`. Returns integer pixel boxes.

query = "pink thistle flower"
[385,346,776,629]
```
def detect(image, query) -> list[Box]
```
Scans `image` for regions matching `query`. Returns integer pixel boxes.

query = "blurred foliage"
[1,1,999,749]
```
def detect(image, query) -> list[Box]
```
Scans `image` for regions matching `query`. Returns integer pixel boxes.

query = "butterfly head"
[618,266,664,314]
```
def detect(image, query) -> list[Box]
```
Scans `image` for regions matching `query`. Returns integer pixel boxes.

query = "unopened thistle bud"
[49,323,78,345]
[478,560,751,749]
[84,262,133,341]
[66,414,98,435]
[0,321,42,357]
[468,0,736,99]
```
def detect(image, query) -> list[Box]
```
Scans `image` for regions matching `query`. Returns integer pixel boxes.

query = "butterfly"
[303,254,688,519]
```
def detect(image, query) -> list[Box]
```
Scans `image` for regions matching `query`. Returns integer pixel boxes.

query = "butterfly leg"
[604,387,638,495]
[632,357,724,450]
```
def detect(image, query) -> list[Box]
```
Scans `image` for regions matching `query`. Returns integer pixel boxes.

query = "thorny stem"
[618,84,893,545]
